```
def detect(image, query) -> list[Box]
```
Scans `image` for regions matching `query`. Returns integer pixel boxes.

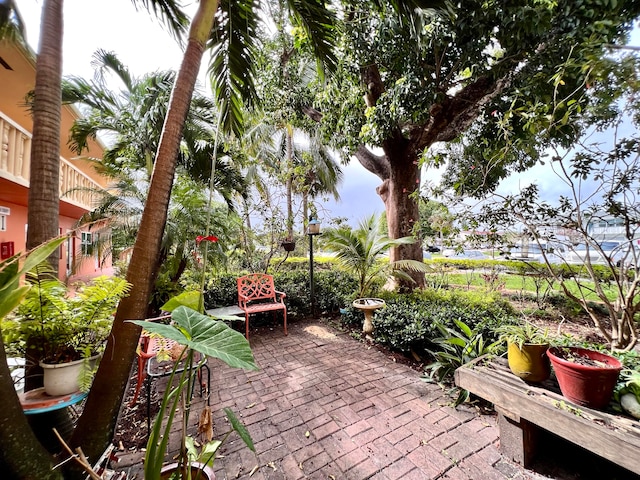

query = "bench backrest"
[237,273,277,303]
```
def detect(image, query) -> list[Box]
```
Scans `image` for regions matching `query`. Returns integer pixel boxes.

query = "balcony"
[0,111,103,213]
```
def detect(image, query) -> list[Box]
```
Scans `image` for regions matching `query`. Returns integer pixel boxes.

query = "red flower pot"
[547,346,622,410]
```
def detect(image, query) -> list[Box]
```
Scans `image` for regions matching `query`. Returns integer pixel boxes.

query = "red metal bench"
[237,273,288,339]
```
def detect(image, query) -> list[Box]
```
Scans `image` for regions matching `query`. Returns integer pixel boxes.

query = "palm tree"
[62,51,248,309]
[0,1,186,476]
[269,125,342,236]
[25,0,63,274]
[71,0,339,463]
[252,22,342,241]
[63,50,232,185]
[0,3,63,477]
[323,213,430,298]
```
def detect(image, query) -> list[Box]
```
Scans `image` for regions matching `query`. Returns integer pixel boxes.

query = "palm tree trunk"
[286,126,294,239]
[24,0,63,399]
[70,0,220,464]
[26,0,63,265]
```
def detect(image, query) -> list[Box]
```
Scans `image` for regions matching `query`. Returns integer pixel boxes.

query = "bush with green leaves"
[203,270,359,319]
[423,317,503,405]
[203,274,239,308]
[371,289,514,360]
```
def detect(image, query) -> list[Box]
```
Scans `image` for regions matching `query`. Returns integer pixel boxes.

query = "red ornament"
[196,235,219,245]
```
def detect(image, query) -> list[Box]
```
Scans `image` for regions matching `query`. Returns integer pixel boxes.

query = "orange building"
[0,40,113,282]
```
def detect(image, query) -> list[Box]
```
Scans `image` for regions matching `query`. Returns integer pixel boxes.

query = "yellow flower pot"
[507,342,550,383]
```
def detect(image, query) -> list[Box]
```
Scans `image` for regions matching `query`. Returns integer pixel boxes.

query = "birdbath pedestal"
[352,298,386,338]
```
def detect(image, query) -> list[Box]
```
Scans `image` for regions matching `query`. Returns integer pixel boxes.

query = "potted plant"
[3,273,130,395]
[496,321,551,383]
[130,293,258,479]
[281,235,296,252]
[547,346,623,409]
[614,368,640,419]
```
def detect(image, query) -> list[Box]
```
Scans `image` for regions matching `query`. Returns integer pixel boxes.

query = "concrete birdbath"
[352,298,386,338]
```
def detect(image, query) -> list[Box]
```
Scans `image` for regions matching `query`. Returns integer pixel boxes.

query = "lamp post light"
[307,218,321,318]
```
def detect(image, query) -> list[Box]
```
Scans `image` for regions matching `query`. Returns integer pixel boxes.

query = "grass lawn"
[434,270,622,303]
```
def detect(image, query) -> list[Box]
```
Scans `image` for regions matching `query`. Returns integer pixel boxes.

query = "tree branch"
[353,145,390,181]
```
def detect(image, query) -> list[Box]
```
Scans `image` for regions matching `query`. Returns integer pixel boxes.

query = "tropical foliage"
[316,0,640,287]
[323,213,430,297]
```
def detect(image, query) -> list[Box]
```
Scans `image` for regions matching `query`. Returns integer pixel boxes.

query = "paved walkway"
[116,318,547,479]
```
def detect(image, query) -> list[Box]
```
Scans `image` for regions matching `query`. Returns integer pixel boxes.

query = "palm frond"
[132,0,189,43]
[209,0,260,137]
[284,0,338,78]
[0,0,26,43]
[90,49,135,91]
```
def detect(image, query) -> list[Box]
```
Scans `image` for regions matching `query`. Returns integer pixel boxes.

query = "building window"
[81,232,93,255]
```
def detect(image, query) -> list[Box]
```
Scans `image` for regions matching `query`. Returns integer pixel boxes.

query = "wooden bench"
[237,273,287,339]
[455,357,640,475]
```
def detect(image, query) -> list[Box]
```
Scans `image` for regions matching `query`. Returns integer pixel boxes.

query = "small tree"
[473,124,640,351]
[323,213,429,297]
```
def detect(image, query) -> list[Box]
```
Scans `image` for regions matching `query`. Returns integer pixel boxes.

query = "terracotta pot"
[160,461,215,479]
[507,342,550,383]
[547,346,622,409]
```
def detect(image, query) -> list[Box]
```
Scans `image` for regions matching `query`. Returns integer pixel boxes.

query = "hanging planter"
[281,240,296,252]
[547,346,622,410]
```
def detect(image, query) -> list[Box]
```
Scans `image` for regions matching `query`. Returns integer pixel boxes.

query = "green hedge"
[203,270,359,318]
[366,289,515,358]
[428,257,617,282]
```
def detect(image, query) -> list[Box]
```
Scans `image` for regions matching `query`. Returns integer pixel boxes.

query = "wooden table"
[454,357,640,475]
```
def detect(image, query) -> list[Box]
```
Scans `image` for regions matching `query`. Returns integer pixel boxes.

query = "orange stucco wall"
[1,41,113,285]
[0,200,113,284]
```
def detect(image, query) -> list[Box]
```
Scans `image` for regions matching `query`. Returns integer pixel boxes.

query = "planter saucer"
[19,387,87,414]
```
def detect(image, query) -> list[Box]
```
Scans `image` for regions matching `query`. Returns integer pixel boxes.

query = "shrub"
[371,289,514,360]
[203,270,359,319]
[203,274,238,308]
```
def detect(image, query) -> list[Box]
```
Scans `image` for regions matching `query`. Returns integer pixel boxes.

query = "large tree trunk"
[70,0,220,466]
[355,142,425,290]
[24,0,64,393]
[0,336,61,479]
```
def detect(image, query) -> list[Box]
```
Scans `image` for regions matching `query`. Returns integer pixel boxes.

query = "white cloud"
[20,0,192,79]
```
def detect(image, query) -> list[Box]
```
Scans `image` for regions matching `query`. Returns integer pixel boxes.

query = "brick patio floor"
[115,317,631,480]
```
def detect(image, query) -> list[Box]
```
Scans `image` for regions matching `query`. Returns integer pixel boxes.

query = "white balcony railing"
[0,111,102,210]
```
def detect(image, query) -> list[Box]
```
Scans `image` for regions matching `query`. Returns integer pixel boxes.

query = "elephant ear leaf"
[130,306,258,372]
[161,290,202,312]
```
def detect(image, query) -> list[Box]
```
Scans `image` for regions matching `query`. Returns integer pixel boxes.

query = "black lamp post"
[307,218,321,318]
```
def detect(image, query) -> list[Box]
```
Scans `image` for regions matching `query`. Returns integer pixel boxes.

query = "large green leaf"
[0,237,66,320]
[160,290,202,312]
[130,306,257,371]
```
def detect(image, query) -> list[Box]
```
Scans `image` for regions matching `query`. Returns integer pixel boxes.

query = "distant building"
[586,215,635,243]
[0,40,112,282]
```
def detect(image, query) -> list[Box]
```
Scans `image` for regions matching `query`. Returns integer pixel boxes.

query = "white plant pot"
[39,355,100,396]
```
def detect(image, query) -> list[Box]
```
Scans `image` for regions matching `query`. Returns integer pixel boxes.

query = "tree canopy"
[313,1,640,283]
